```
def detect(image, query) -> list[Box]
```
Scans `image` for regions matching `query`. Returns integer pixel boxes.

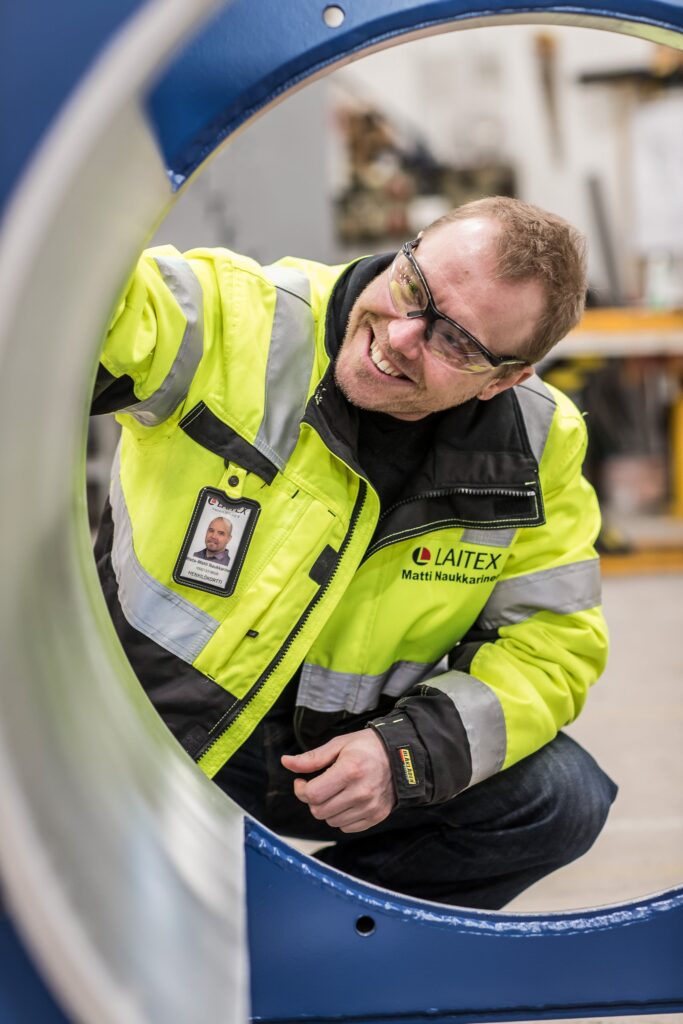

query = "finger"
[305,787,360,821]
[325,806,368,831]
[302,744,373,804]
[325,797,394,831]
[300,761,352,805]
[293,774,347,809]
[323,807,369,829]
[337,804,393,832]
[339,818,377,834]
[323,811,381,832]
[281,737,344,775]
[310,781,394,825]
[293,777,308,803]
[295,768,348,811]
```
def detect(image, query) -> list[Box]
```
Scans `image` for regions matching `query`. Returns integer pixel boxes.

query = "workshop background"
[90,22,683,937]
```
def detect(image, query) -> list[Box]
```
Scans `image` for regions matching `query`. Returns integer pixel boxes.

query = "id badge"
[173,487,260,597]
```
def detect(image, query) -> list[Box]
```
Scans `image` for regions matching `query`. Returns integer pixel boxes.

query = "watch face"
[174,487,260,597]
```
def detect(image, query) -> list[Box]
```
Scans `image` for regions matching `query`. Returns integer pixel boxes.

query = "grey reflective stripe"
[425,670,506,785]
[255,266,315,471]
[297,658,444,715]
[477,558,602,631]
[461,528,516,548]
[515,376,556,464]
[110,445,220,662]
[123,256,204,426]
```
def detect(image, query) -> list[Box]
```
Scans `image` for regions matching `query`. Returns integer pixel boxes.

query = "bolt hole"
[323,5,345,28]
[355,915,376,936]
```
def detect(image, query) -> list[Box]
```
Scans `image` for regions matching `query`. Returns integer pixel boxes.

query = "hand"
[281,729,396,833]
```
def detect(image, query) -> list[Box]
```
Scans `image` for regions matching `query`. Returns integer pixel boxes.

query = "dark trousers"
[214,710,617,910]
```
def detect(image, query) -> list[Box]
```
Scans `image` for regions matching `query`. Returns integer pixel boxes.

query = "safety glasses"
[388,239,528,374]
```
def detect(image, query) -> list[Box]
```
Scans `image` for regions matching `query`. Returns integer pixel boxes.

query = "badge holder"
[173,471,260,597]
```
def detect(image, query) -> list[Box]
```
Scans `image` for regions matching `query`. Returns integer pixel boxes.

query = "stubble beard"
[334,308,427,419]
[334,282,497,417]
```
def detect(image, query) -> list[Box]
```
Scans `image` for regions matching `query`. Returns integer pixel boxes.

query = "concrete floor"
[508,571,683,914]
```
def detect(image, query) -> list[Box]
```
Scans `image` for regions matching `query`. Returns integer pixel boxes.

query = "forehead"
[209,518,229,530]
[416,218,500,286]
[415,217,545,351]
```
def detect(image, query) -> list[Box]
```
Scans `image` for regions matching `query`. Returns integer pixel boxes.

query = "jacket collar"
[305,257,544,531]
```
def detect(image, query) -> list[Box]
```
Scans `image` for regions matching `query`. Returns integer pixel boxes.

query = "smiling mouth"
[369,338,409,380]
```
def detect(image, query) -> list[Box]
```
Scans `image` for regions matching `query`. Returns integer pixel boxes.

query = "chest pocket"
[175,405,350,694]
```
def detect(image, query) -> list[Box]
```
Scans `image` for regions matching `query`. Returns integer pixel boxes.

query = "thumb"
[281,736,345,775]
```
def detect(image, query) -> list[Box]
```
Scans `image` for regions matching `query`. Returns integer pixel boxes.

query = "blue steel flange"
[1,2,683,1023]
[247,821,683,1021]
[144,0,683,188]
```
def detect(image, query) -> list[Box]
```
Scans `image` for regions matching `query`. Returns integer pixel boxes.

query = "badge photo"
[173,488,260,597]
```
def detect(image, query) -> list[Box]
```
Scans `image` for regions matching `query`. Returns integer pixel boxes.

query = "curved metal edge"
[246,820,683,1020]
[245,819,683,938]
[147,0,683,185]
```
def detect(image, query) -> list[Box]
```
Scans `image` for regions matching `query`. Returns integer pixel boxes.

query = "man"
[194,516,232,564]
[92,196,616,909]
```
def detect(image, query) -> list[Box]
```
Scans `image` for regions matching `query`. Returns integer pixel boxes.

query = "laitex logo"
[404,544,503,585]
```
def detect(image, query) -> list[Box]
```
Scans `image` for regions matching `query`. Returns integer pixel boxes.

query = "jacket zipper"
[196,480,368,763]
[377,482,537,522]
[365,482,538,559]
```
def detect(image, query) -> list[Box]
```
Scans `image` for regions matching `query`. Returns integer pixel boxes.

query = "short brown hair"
[424,196,588,365]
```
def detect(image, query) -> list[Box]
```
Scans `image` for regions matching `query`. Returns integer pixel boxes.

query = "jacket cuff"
[366,713,432,806]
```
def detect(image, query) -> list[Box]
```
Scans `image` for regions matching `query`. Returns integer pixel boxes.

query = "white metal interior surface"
[0,3,249,1023]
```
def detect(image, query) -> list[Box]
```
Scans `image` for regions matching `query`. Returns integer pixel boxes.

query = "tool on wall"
[534,31,563,162]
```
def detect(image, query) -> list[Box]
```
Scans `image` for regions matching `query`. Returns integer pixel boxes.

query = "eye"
[396,265,426,307]
[400,273,417,297]
[435,322,472,352]
[406,276,423,302]
[438,326,462,348]
[432,322,491,372]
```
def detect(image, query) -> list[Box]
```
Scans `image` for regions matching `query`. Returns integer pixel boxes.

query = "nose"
[386,315,426,361]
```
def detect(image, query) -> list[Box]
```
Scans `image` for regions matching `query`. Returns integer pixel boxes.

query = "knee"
[528,733,618,865]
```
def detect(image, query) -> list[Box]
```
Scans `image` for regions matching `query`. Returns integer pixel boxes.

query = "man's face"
[334,217,542,420]
[205,517,231,553]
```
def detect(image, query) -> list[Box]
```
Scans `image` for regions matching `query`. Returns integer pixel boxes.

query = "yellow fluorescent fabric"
[101,247,608,780]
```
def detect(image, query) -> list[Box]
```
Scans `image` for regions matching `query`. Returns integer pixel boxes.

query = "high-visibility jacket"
[95,245,607,806]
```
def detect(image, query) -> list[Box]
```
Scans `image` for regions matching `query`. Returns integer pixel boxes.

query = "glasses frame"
[394,238,529,371]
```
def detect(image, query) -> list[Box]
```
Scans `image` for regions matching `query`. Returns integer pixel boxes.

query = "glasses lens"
[389,252,428,314]
[430,320,492,374]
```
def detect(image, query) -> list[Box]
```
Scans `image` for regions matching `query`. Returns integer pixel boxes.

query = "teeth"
[370,339,405,378]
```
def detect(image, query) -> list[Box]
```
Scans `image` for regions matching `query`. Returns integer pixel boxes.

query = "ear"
[478,365,535,401]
